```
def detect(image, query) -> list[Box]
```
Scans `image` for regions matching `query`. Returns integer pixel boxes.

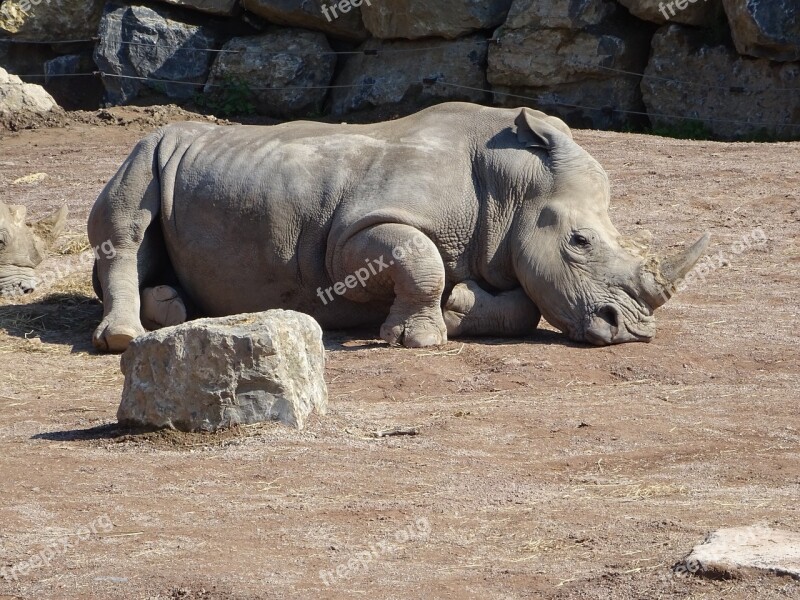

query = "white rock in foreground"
[118,310,327,431]
[678,526,800,579]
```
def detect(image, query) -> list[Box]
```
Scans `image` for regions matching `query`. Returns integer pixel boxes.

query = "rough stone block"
[118,310,327,431]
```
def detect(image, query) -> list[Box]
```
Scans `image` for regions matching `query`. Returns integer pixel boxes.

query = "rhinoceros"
[87,102,709,353]
[0,202,67,296]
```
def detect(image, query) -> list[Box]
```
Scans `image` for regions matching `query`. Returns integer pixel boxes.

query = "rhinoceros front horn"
[645,233,711,308]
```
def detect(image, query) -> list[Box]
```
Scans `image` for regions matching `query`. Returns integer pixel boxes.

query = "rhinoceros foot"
[140,285,187,331]
[379,305,447,348]
[93,319,146,353]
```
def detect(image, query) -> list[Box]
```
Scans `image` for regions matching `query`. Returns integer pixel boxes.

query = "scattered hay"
[575,482,688,501]
[0,291,100,341]
[56,233,92,256]
[12,172,48,185]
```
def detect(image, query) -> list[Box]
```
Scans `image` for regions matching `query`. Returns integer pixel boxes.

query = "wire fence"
[1,31,799,130]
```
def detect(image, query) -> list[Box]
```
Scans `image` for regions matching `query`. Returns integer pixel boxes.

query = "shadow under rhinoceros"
[0,292,102,353]
[1,291,583,354]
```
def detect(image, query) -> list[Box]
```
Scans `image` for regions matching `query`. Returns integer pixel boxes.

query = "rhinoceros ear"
[515,108,572,149]
[32,205,68,246]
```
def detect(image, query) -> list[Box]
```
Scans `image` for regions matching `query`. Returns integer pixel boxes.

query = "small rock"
[677,526,800,579]
[0,67,59,116]
[118,310,327,431]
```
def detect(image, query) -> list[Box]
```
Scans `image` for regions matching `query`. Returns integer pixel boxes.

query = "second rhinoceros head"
[0,202,68,296]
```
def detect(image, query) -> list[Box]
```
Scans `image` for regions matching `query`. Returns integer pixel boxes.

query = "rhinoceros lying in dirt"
[0,202,67,296]
[88,102,709,353]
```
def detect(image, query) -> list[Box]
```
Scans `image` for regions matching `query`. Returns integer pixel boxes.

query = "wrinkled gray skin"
[0,202,68,296]
[88,102,709,353]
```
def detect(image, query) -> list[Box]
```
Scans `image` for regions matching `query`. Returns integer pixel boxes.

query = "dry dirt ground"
[0,107,798,600]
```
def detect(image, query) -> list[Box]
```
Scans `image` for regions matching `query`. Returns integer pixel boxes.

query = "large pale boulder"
[330,35,490,116]
[0,66,59,115]
[156,0,238,16]
[361,0,513,40]
[241,0,367,40]
[677,526,800,579]
[616,0,721,26]
[94,2,221,105]
[204,30,336,118]
[488,0,653,129]
[642,25,800,140]
[118,311,328,431]
[0,0,104,41]
[722,0,800,62]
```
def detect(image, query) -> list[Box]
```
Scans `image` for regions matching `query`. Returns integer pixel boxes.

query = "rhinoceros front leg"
[337,224,447,348]
[443,280,541,338]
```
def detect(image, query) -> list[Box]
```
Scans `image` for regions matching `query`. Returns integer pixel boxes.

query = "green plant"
[195,75,256,117]
[651,119,715,140]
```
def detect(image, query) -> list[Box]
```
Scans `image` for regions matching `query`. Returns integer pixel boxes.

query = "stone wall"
[0,0,798,138]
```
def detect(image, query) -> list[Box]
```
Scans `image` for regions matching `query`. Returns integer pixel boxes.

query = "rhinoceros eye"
[571,232,591,248]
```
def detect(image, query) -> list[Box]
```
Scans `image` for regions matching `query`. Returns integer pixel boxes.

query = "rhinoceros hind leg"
[88,132,164,353]
[141,285,187,330]
[336,223,447,348]
[444,280,541,338]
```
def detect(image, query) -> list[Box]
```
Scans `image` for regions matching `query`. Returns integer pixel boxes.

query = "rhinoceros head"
[510,109,709,345]
[0,201,67,296]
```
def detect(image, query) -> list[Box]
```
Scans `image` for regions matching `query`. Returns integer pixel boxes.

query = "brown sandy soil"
[0,108,798,600]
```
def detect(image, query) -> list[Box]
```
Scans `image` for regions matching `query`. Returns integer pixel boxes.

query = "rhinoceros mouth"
[582,303,655,345]
[0,271,38,297]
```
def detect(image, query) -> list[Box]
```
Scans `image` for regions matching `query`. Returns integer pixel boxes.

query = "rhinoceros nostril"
[595,305,620,337]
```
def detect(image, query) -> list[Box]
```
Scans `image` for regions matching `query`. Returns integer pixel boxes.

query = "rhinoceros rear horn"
[514,108,572,150]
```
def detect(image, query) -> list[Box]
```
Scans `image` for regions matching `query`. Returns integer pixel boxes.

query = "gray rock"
[241,0,367,40]
[361,0,513,40]
[204,29,336,118]
[616,0,722,26]
[723,0,800,62]
[0,41,56,79]
[488,0,653,129]
[118,310,328,431]
[329,35,490,116]
[44,53,104,110]
[156,0,238,16]
[94,2,222,105]
[642,25,800,140]
[0,0,104,41]
[677,526,800,579]
[0,66,59,115]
